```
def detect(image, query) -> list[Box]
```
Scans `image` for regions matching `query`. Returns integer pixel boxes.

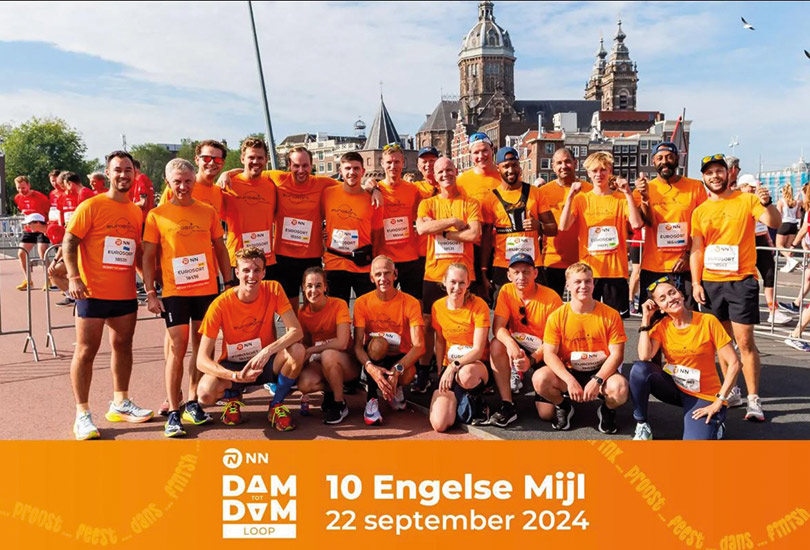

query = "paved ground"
[0,252,807,441]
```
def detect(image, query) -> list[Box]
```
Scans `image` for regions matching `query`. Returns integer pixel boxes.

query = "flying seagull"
[741,17,755,30]
[805,49,810,60]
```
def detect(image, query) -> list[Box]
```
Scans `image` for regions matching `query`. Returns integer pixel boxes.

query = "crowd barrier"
[0,246,39,361]
[0,216,24,249]
[755,245,809,342]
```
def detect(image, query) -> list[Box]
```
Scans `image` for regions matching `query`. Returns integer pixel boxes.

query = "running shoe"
[490,401,518,428]
[510,367,523,394]
[633,422,653,441]
[780,257,800,273]
[105,398,154,423]
[73,411,100,440]
[785,338,810,352]
[597,402,618,434]
[470,396,490,425]
[16,279,31,291]
[778,301,801,314]
[323,401,349,425]
[343,378,362,395]
[767,310,793,326]
[388,386,407,411]
[264,382,277,396]
[744,394,765,422]
[411,368,432,394]
[269,403,296,432]
[56,297,75,307]
[552,398,574,431]
[159,393,184,417]
[726,386,744,408]
[364,398,383,425]
[164,411,186,438]
[221,400,244,425]
[182,400,212,425]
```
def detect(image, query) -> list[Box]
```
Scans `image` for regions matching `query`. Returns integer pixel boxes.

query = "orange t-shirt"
[160,182,224,216]
[457,167,502,205]
[413,180,439,257]
[543,302,626,372]
[570,190,630,278]
[375,180,422,263]
[633,176,706,273]
[691,191,766,282]
[297,296,351,345]
[538,180,593,268]
[143,201,224,297]
[269,171,337,259]
[199,281,291,363]
[493,283,563,352]
[417,194,482,282]
[323,186,382,273]
[66,194,143,300]
[431,295,491,365]
[480,184,551,268]
[220,172,277,266]
[353,290,424,356]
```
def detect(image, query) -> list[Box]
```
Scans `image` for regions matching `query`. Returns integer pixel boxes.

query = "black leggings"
[755,235,775,289]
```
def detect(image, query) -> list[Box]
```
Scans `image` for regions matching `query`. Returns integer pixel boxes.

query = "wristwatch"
[715,392,728,402]
[393,363,404,373]
[452,360,461,369]
[591,375,604,386]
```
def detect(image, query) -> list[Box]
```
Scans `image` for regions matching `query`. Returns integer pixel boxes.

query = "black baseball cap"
[417,146,440,158]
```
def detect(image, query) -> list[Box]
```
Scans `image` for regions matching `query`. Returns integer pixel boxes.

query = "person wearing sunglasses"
[630,277,741,440]
[690,153,781,422]
[633,142,706,308]
[489,253,563,427]
[558,151,644,317]
[535,262,628,434]
[159,140,227,216]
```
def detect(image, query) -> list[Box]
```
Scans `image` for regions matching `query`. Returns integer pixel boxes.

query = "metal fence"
[0,246,39,361]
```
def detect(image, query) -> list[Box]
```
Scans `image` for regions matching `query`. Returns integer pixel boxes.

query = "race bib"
[447,344,473,362]
[48,207,61,223]
[242,230,271,254]
[664,364,701,393]
[511,332,542,353]
[656,222,688,250]
[383,217,410,242]
[63,210,75,224]
[505,236,535,260]
[102,236,136,270]
[172,253,210,288]
[587,226,619,253]
[281,217,313,245]
[434,235,463,256]
[369,331,401,349]
[754,221,768,236]
[226,338,262,363]
[330,229,359,253]
[704,244,739,272]
[569,350,607,372]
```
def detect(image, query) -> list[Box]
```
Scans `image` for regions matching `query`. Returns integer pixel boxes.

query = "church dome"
[459,1,514,60]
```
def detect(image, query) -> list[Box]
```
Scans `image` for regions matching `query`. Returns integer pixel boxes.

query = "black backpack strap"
[492,182,531,234]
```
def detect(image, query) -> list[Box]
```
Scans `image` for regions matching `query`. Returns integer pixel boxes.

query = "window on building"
[630,169,637,180]
[541,173,549,182]
[630,156,637,166]
[613,146,621,153]
[640,153,648,165]
[580,146,587,157]
[541,158,551,170]
[640,140,648,150]
[572,146,580,157]
[618,92,629,110]
[319,164,325,172]
[621,145,629,153]
[630,145,637,153]
[327,162,333,172]
[318,152,324,160]
[545,143,554,154]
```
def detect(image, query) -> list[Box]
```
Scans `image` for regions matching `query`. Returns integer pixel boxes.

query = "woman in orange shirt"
[296,267,358,425]
[631,277,742,440]
[429,263,491,431]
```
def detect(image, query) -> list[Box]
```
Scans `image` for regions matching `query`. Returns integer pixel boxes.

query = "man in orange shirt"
[323,152,382,303]
[160,140,227,216]
[143,158,234,437]
[634,142,706,306]
[537,148,593,297]
[196,247,305,431]
[353,255,425,425]
[690,154,781,422]
[63,150,152,440]
[535,262,629,433]
[559,151,644,317]
[480,147,557,299]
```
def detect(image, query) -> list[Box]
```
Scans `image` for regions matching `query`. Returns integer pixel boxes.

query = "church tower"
[599,19,638,111]
[584,36,607,103]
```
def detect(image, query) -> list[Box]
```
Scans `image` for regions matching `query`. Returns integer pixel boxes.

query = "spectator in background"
[13,175,50,290]
[88,172,107,195]
[130,159,156,215]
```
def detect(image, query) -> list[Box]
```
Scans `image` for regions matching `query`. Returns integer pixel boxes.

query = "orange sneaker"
[16,280,31,291]
[269,403,295,432]
[221,400,244,426]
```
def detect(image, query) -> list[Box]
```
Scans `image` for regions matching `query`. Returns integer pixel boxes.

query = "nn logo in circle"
[223,448,243,469]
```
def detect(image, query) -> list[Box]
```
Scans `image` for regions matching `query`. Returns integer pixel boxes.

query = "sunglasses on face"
[468,132,493,146]
[199,155,225,166]
[701,153,725,165]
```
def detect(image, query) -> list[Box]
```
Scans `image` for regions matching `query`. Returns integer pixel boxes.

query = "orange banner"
[2,441,808,549]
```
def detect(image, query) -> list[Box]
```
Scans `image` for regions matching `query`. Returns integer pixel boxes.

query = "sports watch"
[393,363,404,373]
[591,375,604,386]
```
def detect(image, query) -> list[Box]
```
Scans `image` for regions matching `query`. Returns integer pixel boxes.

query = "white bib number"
[447,345,473,362]
[281,217,312,245]
[656,222,688,250]
[48,207,61,222]
[383,217,410,242]
[434,235,463,256]
[370,331,401,348]
[330,229,359,253]
[754,221,768,236]
[172,253,210,288]
[664,364,701,393]
[511,332,542,353]
[102,236,136,269]
[587,226,619,253]
[242,230,271,254]
[63,210,75,224]
[569,350,607,372]
[505,236,535,260]
[704,244,739,272]
[226,338,262,363]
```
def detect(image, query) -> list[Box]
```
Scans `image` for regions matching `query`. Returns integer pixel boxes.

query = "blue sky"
[1,1,808,176]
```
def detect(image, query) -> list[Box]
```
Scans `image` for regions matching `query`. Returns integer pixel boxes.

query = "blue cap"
[496,146,519,164]
[652,142,679,156]
[508,253,535,268]
[417,146,440,158]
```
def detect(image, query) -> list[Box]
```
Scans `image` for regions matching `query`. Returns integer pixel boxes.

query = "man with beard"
[634,142,706,305]
[691,154,781,422]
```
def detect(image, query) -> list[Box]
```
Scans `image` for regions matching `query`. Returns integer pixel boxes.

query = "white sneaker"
[388,386,407,411]
[105,398,154,423]
[767,310,793,326]
[744,394,765,422]
[726,386,744,408]
[785,338,810,352]
[364,398,383,425]
[779,257,799,273]
[633,422,653,441]
[510,367,523,393]
[73,411,100,440]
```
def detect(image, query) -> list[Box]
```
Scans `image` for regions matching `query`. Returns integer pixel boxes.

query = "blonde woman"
[777,184,801,271]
